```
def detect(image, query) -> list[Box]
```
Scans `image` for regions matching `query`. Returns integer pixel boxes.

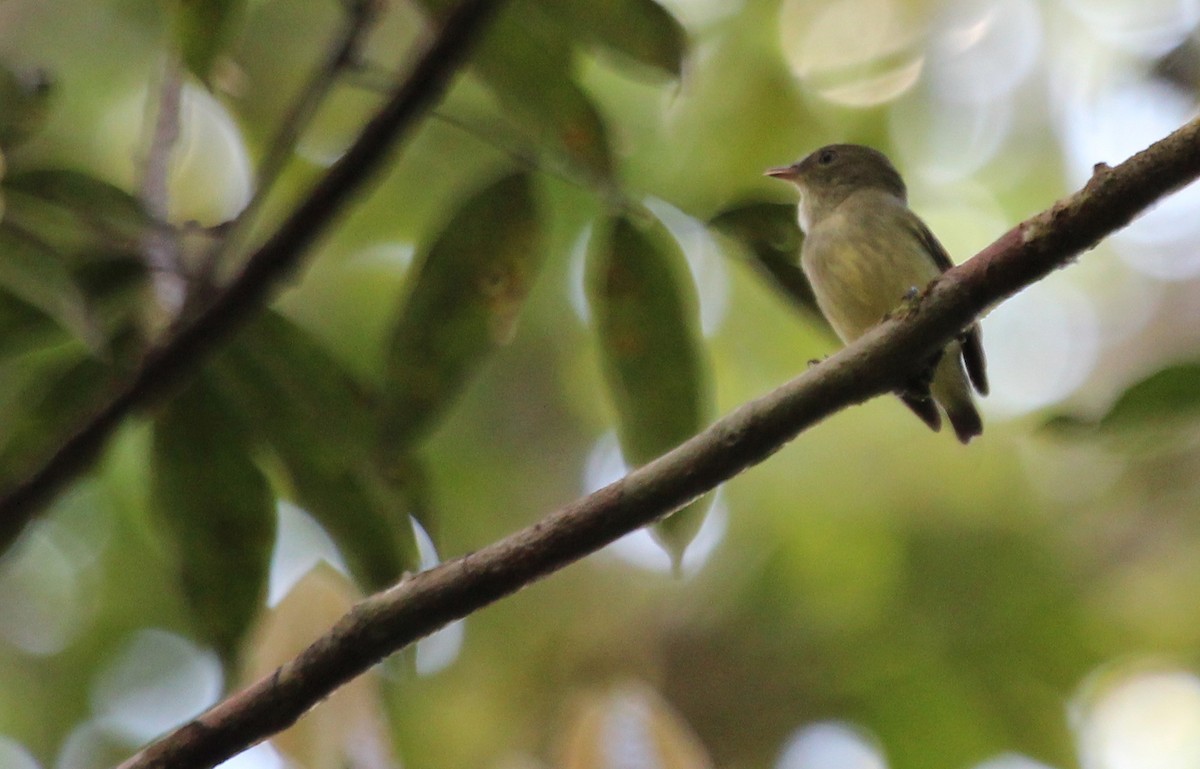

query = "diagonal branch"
[0,0,510,549]
[115,118,1200,769]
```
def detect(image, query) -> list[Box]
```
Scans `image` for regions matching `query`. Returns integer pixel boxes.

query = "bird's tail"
[931,345,983,444]
[946,401,983,444]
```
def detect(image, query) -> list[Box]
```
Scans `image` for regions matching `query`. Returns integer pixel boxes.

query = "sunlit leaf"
[381,172,543,448]
[542,0,687,78]
[210,312,420,589]
[0,64,54,150]
[473,5,613,180]
[245,565,397,766]
[709,200,824,324]
[587,213,713,568]
[151,376,274,660]
[561,683,714,769]
[174,0,248,85]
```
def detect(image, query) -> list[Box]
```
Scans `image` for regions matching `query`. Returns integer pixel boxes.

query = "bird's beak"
[765,165,798,181]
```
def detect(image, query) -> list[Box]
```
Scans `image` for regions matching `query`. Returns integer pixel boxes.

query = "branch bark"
[0,0,509,549]
[115,118,1200,769]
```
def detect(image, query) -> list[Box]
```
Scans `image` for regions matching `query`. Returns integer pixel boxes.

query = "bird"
[765,143,988,443]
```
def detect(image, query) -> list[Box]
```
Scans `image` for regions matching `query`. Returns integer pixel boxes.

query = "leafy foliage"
[4,3,1200,769]
[587,213,713,564]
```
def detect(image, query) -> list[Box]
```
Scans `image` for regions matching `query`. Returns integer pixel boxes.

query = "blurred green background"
[3,1,1200,768]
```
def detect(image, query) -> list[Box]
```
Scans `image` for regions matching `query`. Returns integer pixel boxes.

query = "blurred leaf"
[174,0,248,85]
[213,312,377,467]
[1154,34,1200,94]
[587,213,713,567]
[381,172,543,447]
[0,293,66,360]
[210,312,419,589]
[151,375,274,660]
[709,200,824,324]
[1038,413,1096,436]
[1101,363,1200,428]
[540,0,687,77]
[473,4,614,180]
[1043,363,1200,436]
[282,454,421,591]
[4,169,155,250]
[0,227,103,353]
[0,352,113,491]
[0,64,54,150]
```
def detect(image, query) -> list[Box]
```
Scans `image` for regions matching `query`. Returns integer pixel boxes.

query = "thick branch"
[0,0,509,549]
[115,118,1200,769]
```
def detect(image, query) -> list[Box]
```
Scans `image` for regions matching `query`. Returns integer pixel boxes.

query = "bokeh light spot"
[1059,78,1200,280]
[90,629,223,743]
[268,501,349,608]
[981,279,1100,416]
[0,529,85,656]
[780,0,924,107]
[412,516,465,677]
[1074,667,1200,769]
[973,753,1060,769]
[584,432,727,575]
[776,721,888,769]
[0,736,39,769]
[1061,0,1199,56]
[99,84,252,226]
[926,0,1043,104]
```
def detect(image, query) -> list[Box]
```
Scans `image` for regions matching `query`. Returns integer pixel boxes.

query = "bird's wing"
[961,325,988,395]
[908,217,955,273]
[908,216,989,395]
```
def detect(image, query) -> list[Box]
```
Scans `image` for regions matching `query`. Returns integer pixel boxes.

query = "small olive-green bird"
[766,144,988,443]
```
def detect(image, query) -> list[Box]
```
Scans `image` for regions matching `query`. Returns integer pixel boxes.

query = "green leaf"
[709,200,824,324]
[173,0,248,85]
[586,213,713,568]
[0,64,54,150]
[381,172,544,447]
[209,312,420,589]
[1101,363,1200,428]
[151,375,274,660]
[0,227,103,353]
[540,0,687,77]
[0,293,65,361]
[280,454,421,591]
[473,4,614,180]
[212,312,377,468]
[4,169,155,251]
[0,351,112,492]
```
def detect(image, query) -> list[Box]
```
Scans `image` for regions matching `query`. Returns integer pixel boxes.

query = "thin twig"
[209,0,383,272]
[139,54,186,316]
[0,0,510,550]
[115,117,1200,769]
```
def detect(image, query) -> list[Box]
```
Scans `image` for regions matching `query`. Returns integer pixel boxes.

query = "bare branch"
[139,54,186,316]
[0,0,510,549]
[210,0,382,270]
[115,117,1200,769]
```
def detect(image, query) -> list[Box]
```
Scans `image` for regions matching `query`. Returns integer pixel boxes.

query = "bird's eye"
[817,149,837,166]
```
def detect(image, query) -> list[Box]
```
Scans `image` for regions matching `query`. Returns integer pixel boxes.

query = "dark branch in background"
[116,119,1200,769]
[0,0,510,549]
